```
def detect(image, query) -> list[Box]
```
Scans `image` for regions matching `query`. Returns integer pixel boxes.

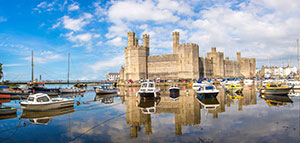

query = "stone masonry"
[120,31,255,81]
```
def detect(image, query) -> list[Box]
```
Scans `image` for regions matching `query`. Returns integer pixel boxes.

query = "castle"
[119,31,256,81]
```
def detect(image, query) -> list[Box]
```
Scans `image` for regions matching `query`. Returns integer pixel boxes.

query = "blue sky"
[0,0,299,81]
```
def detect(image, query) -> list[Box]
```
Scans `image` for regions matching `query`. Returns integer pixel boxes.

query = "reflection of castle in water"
[119,86,257,138]
[121,87,200,138]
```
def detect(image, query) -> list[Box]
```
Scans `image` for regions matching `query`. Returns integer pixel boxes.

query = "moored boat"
[169,84,180,92]
[226,84,243,93]
[20,93,74,111]
[136,80,160,98]
[94,84,118,95]
[0,107,17,115]
[195,84,219,97]
[263,83,292,95]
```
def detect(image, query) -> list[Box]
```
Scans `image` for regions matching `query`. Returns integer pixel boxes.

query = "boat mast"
[297,39,299,74]
[68,52,70,86]
[31,50,34,82]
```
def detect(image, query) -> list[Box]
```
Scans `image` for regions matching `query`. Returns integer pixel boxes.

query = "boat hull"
[20,99,74,111]
[138,93,158,98]
[96,90,117,95]
[264,88,291,95]
[0,107,17,115]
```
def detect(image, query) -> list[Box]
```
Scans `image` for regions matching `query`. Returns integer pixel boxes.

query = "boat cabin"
[27,93,51,103]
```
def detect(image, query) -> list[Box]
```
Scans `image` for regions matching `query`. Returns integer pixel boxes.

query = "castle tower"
[237,52,241,62]
[124,32,148,81]
[178,43,200,79]
[207,47,225,78]
[172,31,180,54]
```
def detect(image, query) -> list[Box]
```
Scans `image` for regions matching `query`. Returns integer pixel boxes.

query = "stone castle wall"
[121,31,256,81]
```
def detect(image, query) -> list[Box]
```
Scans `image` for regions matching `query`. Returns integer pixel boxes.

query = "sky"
[0,0,299,81]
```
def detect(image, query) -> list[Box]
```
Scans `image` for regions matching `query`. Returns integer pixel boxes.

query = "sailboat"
[59,53,85,93]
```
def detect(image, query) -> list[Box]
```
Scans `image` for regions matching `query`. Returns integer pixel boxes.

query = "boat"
[260,94,293,107]
[94,84,118,95]
[226,84,243,93]
[169,84,180,92]
[0,94,10,99]
[192,82,209,90]
[29,82,59,96]
[0,107,17,115]
[20,93,74,111]
[222,80,240,88]
[137,97,160,114]
[20,106,74,125]
[287,80,300,90]
[196,94,220,110]
[136,80,160,98]
[59,87,85,93]
[227,92,244,100]
[262,83,292,95]
[94,93,117,104]
[0,87,32,95]
[195,83,219,97]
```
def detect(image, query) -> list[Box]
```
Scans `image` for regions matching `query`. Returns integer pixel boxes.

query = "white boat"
[59,87,85,93]
[20,93,74,111]
[222,80,240,88]
[195,84,219,96]
[192,82,207,90]
[287,80,300,90]
[136,80,160,98]
[94,84,118,95]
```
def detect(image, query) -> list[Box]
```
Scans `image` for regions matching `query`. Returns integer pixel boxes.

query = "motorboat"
[20,93,74,111]
[195,84,219,97]
[59,87,85,93]
[227,92,244,101]
[0,107,17,115]
[196,94,220,110]
[287,80,300,90]
[20,106,74,125]
[192,82,208,90]
[169,84,180,92]
[222,80,240,88]
[94,84,118,95]
[137,97,160,114]
[260,94,293,107]
[226,84,243,93]
[136,80,160,98]
[262,83,292,95]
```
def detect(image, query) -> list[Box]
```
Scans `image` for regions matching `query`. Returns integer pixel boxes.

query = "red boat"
[0,94,10,99]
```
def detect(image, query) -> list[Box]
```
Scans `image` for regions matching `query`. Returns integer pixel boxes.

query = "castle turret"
[143,34,149,48]
[124,32,148,81]
[128,32,135,47]
[172,31,180,54]
[237,52,241,61]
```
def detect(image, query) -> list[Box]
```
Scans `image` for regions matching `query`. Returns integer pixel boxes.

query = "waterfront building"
[261,65,297,78]
[120,32,256,81]
[105,73,120,81]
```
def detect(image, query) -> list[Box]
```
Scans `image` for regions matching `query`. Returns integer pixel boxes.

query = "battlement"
[179,43,199,48]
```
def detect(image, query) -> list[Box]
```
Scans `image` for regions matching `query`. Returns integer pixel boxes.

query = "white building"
[106,73,120,81]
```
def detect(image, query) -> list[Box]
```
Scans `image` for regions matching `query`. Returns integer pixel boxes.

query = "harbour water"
[0,85,299,143]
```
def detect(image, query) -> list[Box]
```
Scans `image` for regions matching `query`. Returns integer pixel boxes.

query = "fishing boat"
[136,80,160,98]
[0,107,17,115]
[20,93,74,111]
[195,84,219,96]
[226,84,243,93]
[262,83,292,95]
[94,84,118,95]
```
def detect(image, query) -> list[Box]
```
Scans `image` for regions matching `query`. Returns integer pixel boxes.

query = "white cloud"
[106,37,126,47]
[0,16,7,22]
[24,51,63,64]
[61,13,93,31]
[51,21,61,29]
[89,55,125,72]
[68,2,80,11]
[34,1,56,13]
